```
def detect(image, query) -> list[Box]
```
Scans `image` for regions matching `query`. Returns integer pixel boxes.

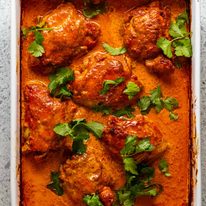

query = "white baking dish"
[10,0,201,205]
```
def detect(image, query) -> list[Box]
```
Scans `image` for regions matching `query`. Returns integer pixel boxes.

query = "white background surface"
[0,0,205,205]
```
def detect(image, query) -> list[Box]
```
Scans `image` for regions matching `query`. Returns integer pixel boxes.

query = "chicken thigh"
[60,136,125,206]
[122,1,175,73]
[22,82,77,153]
[27,3,100,73]
[71,52,142,108]
[103,116,168,162]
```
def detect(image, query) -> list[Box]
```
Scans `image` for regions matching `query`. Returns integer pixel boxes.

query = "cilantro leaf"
[28,40,45,57]
[55,86,72,99]
[135,138,155,153]
[173,38,192,57]
[113,106,135,118]
[123,82,141,100]
[53,123,72,137]
[152,98,164,113]
[134,183,163,197]
[156,37,173,58]
[137,96,151,114]
[48,67,74,97]
[27,30,50,58]
[121,136,154,157]
[84,121,104,138]
[150,86,162,101]
[53,119,104,154]
[47,172,64,196]
[92,104,135,118]
[139,166,155,182]
[34,31,44,44]
[163,97,179,111]
[169,112,179,121]
[116,158,163,206]
[83,0,106,18]
[150,86,164,113]
[103,43,127,56]
[157,11,192,59]
[21,27,29,37]
[123,157,138,175]
[72,136,87,154]
[117,170,162,206]
[169,10,189,39]
[137,86,179,119]
[83,194,104,206]
[100,77,125,95]
[169,22,188,38]
[158,159,171,177]
[92,104,112,115]
[177,10,189,24]
[120,136,137,156]
[117,190,133,206]
[22,26,52,37]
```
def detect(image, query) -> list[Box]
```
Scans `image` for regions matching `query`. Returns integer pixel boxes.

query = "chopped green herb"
[173,38,192,57]
[123,157,138,175]
[177,10,189,24]
[163,97,179,111]
[22,24,52,57]
[157,11,192,59]
[121,136,155,157]
[100,77,125,95]
[72,136,87,154]
[28,39,45,57]
[47,172,64,196]
[83,0,106,18]
[135,138,155,153]
[54,123,72,137]
[139,166,155,182]
[158,159,171,177]
[84,121,104,138]
[117,190,133,206]
[137,86,179,120]
[169,21,188,38]
[150,86,162,101]
[116,162,163,206]
[83,194,104,206]
[54,119,104,154]
[92,104,135,118]
[102,43,127,56]
[123,82,141,100]
[137,96,151,114]
[54,86,72,100]
[21,26,52,37]
[120,136,137,156]
[92,104,112,115]
[169,112,179,121]
[150,86,164,113]
[156,37,172,59]
[113,106,135,118]
[48,67,74,99]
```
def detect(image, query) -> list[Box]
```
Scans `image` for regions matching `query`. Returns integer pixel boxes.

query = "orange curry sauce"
[21,0,191,205]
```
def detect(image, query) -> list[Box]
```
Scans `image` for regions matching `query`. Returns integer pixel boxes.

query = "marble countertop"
[0,0,205,205]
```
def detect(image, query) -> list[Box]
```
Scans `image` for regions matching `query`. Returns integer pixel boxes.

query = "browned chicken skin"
[22,82,77,153]
[60,136,125,206]
[122,1,175,73]
[71,52,142,108]
[103,116,168,162]
[28,3,100,74]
